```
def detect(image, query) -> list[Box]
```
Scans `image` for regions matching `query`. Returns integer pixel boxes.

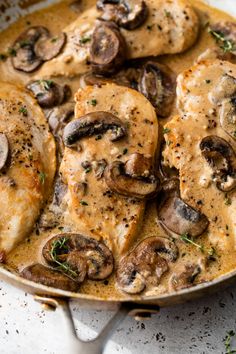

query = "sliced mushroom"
[0,133,9,171]
[47,102,74,136]
[139,62,176,118]
[97,0,148,30]
[42,233,114,282]
[200,135,236,192]
[34,32,66,61]
[117,236,178,294]
[27,80,71,109]
[11,26,48,72]
[210,22,236,56]
[63,111,127,147]
[90,21,126,75]
[157,179,209,238]
[170,264,201,291]
[105,154,159,200]
[94,159,107,179]
[220,97,236,140]
[20,264,79,292]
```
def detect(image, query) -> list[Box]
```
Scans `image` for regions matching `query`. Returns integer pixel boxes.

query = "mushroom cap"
[34,32,66,61]
[170,263,201,291]
[117,236,178,294]
[0,133,9,171]
[42,233,114,282]
[20,263,79,292]
[63,111,127,147]
[90,21,126,75]
[105,157,159,200]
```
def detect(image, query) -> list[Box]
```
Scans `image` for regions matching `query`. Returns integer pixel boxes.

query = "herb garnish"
[50,237,78,278]
[224,330,236,354]
[80,200,88,206]
[19,106,28,116]
[164,9,172,18]
[0,54,7,61]
[51,37,58,43]
[79,36,91,45]
[90,99,97,106]
[38,79,53,91]
[8,47,17,57]
[225,197,232,206]
[39,171,46,184]
[208,28,235,53]
[181,233,204,252]
[163,127,171,134]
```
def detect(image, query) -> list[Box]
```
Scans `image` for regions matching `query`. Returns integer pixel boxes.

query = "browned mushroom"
[220,97,236,140]
[42,233,114,282]
[209,22,236,56]
[105,153,159,199]
[200,135,236,192]
[11,26,48,72]
[90,21,126,75]
[34,32,66,61]
[116,237,178,294]
[94,159,107,179]
[0,133,9,171]
[97,0,148,30]
[20,263,79,292]
[157,179,209,238]
[47,102,74,135]
[63,111,127,147]
[27,80,71,109]
[170,264,201,291]
[138,62,176,118]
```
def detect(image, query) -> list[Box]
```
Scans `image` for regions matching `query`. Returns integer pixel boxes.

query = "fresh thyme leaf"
[39,171,46,184]
[163,127,171,134]
[80,200,88,206]
[208,28,235,53]
[38,79,53,91]
[225,197,232,206]
[51,37,58,43]
[164,9,172,18]
[8,47,17,57]
[0,53,7,61]
[19,40,31,48]
[181,233,204,252]
[50,237,78,278]
[19,106,28,116]
[79,36,91,45]
[90,99,97,106]
[224,330,236,354]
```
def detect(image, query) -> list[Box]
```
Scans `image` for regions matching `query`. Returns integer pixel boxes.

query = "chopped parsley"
[163,127,171,134]
[181,233,204,252]
[39,171,46,184]
[90,99,97,106]
[208,28,235,53]
[19,106,28,116]
[51,37,58,43]
[79,36,91,45]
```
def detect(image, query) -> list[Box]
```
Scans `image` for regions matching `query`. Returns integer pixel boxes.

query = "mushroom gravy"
[0,0,235,300]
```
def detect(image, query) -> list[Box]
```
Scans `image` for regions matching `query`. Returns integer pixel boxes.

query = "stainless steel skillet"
[0,1,236,353]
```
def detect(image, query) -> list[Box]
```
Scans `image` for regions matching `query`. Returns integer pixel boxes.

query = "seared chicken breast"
[163,59,236,251]
[37,0,199,78]
[0,82,56,254]
[60,83,159,255]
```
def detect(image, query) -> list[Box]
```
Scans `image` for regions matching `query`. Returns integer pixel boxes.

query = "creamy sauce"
[0,0,235,300]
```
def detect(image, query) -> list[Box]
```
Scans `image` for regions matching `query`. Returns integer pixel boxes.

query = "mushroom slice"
[34,32,66,61]
[209,22,236,56]
[170,264,201,291]
[90,21,126,75]
[27,80,70,109]
[157,179,209,238]
[105,154,159,200]
[200,135,236,192]
[139,62,176,118]
[11,26,49,72]
[42,233,114,281]
[220,97,236,140]
[0,133,9,171]
[63,111,127,147]
[97,0,148,30]
[117,237,178,294]
[20,263,79,292]
[47,102,74,136]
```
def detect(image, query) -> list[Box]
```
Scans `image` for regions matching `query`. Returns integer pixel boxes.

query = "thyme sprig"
[50,237,78,278]
[208,28,235,53]
[224,330,236,354]
[180,233,204,252]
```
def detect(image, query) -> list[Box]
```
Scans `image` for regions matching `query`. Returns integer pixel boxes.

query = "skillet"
[0,1,236,353]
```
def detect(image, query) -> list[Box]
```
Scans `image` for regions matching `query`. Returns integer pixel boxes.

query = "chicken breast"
[36,0,199,78]
[60,83,159,255]
[0,82,56,253]
[163,59,236,251]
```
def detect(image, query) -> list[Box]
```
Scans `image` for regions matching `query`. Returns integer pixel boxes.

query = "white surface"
[1,280,236,354]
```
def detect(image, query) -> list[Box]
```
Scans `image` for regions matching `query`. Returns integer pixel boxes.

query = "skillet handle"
[34,296,160,354]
